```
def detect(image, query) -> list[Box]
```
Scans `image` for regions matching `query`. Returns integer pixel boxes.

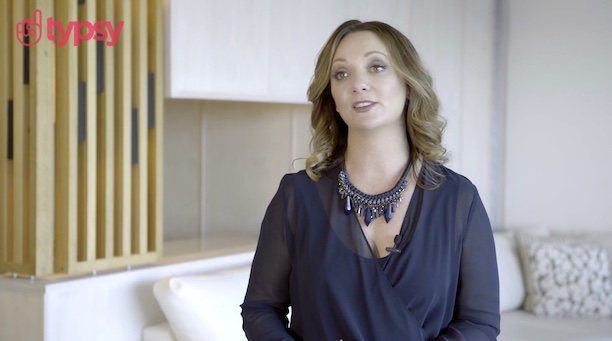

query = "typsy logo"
[16,9,124,47]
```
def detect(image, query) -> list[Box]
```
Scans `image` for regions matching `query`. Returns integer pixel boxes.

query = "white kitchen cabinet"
[165,0,410,103]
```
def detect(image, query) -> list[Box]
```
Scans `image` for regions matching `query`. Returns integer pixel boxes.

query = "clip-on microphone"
[385,234,403,254]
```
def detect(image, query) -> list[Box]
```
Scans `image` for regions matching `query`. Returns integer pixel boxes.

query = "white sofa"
[143,229,612,341]
[143,266,251,341]
[496,229,612,341]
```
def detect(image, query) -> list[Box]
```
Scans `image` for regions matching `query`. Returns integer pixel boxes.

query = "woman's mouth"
[353,101,376,111]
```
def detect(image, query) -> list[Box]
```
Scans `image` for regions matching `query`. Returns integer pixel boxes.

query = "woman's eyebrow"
[332,50,388,65]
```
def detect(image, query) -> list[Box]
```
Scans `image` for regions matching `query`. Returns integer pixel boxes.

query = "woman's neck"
[343,127,410,194]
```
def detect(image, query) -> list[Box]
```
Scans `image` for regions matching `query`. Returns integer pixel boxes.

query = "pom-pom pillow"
[516,233,612,317]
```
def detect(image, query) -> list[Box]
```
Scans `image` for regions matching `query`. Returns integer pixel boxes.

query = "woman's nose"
[351,74,370,93]
[353,85,369,93]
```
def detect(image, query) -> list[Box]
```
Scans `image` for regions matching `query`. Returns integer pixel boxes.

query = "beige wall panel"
[290,105,313,171]
[202,101,295,236]
[163,100,201,240]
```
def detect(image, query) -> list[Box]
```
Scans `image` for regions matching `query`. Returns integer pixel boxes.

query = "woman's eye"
[333,71,349,80]
[371,64,386,72]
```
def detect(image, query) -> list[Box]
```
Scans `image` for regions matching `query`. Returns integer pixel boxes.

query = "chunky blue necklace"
[338,163,410,226]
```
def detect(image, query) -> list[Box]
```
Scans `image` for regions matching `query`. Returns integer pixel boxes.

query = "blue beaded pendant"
[344,197,352,215]
[364,208,372,226]
[384,203,393,223]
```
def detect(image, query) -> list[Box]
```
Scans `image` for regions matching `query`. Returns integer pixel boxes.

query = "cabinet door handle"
[78,81,86,142]
[7,100,13,160]
[23,41,29,85]
[132,108,138,165]
[96,40,104,93]
[148,72,155,128]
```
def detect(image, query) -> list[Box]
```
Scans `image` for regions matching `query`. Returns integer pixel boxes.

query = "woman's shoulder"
[276,169,318,190]
[276,167,339,195]
[279,169,312,184]
[435,165,478,195]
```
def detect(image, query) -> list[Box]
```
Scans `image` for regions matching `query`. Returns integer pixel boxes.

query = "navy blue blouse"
[241,166,500,340]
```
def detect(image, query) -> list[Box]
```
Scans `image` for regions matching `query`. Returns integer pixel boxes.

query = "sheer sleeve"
[436,187,501,341]
[241,175,295,341]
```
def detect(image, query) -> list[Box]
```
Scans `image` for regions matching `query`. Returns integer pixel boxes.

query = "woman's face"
[330,31,407,133]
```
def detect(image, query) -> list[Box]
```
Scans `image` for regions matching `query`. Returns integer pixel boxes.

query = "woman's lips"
[352,101,376,112]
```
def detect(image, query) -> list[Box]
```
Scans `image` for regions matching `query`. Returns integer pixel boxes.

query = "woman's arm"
[241,176,295,341]
[436,188,501,341]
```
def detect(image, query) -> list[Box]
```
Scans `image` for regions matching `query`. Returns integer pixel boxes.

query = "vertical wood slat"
[0,0,10,267]
[132,0,148,255]
[115,0,132,257]
[29,0,55,275]
[55,0,79,273]
[76,0,97,264]
[85,0,97,264]
[76,3,84,262]
[22,0,31,268]
[77,79,86,261]
[6,1,15,265]
[96,0,116,260]
[148,0,163,253]
[11,0,26,265]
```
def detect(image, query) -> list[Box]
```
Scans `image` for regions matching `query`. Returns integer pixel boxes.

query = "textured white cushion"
[153,267,251,341]
[499,310,612,341]
[142,322,177,341]
[494,232,526,312]
[516,234,612,317]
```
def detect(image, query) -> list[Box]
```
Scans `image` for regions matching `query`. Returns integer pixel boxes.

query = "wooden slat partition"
[0,0,163,277]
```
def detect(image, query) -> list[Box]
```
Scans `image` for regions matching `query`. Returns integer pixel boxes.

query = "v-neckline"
[353,183,423,263]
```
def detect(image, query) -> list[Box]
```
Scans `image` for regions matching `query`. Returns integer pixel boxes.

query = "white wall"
[409,0,496,220]
[503,0,612,231]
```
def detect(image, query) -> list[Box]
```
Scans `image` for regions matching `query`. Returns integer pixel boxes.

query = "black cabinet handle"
[132,108,138,165]
[7,100,13,160]
[78,81,86,142]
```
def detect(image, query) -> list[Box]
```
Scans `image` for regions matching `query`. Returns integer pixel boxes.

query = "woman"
[241,20,500,340]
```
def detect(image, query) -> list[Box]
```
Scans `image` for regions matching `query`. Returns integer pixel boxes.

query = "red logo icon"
[15,9,43,46]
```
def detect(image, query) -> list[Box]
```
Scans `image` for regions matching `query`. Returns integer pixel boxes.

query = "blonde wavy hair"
[305,20,448,189]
